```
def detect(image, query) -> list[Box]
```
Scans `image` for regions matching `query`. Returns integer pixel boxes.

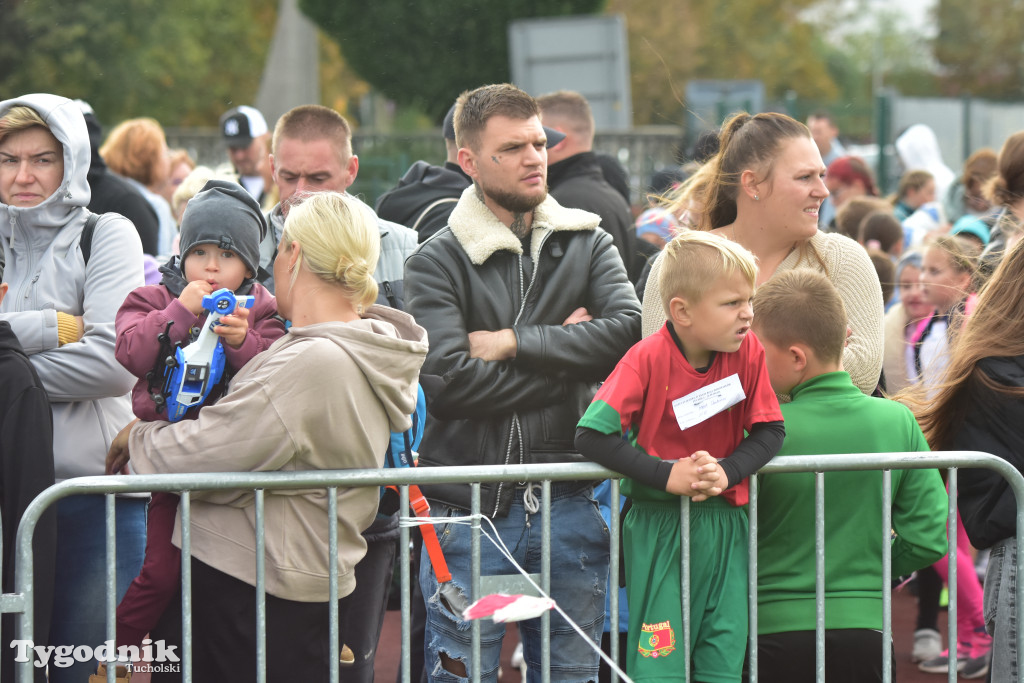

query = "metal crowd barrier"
[3,452,1023,683]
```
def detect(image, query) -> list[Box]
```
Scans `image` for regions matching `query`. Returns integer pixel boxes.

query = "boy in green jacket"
[751,269,948,683]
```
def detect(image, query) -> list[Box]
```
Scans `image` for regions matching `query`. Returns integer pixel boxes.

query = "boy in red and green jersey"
[576,232,784,683]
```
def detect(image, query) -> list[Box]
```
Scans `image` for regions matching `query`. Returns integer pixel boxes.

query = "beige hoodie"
[129,305,427,602]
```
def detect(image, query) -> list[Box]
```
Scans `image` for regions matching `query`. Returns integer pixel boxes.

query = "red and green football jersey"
[578,324,782,506]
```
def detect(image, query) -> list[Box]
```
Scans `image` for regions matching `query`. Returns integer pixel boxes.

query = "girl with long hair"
[903,235,992,677]
[904,236,1024,680]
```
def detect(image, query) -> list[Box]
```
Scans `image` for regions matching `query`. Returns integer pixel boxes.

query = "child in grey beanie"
[108,179,287,658]
[177,179,268,280]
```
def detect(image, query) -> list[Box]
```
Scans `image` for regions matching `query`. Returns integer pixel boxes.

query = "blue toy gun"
[162,288,253,422]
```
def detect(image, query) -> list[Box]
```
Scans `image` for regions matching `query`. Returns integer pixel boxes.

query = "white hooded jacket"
[0,93,144,481]
[895,124,956,201]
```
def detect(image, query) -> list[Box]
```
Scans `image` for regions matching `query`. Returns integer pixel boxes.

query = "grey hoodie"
[129,305,428,601]
[0,93,144,481]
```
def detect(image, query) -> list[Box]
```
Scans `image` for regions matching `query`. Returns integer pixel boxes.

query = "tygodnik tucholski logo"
[10,638,180,672]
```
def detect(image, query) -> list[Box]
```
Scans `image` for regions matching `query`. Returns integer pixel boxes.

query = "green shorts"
[624,495,749,683]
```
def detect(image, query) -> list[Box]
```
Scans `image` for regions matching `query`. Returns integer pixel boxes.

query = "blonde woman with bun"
[108,191,428,681]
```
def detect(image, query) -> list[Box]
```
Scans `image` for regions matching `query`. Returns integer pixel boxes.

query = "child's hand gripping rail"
[162,288,253,422]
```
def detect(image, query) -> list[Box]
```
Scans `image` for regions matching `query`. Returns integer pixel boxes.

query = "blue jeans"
[985,536,1018,682]
[420,485,609,683]
[48,495,147,683]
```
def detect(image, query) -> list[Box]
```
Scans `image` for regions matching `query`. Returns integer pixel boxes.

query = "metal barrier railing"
[4,452,1023,683]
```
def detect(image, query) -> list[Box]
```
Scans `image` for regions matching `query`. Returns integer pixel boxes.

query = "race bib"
[671,374,746,431]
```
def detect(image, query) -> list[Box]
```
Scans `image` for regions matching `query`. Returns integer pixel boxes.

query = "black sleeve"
[717,420,786,489]
[575,426,674,491]
[512,231,641,382]
[0,384,56,683]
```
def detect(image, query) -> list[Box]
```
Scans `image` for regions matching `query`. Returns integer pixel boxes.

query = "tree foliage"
[818,4,939,100]
[934,0,1024,98]
[299,0,606,121]
[0,0,276,127]
[607,0,837,126]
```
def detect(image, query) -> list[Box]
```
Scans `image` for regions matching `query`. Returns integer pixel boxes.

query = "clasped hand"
[665,451,724,502]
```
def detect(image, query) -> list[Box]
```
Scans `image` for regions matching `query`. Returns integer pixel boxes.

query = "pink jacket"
[115,282,286,421]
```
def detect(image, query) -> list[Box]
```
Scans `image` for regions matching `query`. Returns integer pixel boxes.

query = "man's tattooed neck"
[510,212,530,238]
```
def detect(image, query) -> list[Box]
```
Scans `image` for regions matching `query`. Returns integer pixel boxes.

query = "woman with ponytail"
[107,191,428,681]
[644,112,884,395]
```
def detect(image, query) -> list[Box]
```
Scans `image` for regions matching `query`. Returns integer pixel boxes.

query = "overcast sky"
[899,0,936,33]
[813,0,938,37]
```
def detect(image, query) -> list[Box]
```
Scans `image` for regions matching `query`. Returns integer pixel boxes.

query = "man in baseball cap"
[219,105,275,208]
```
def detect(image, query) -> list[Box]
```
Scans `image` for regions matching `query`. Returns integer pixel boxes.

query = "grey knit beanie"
[178,179,267,278]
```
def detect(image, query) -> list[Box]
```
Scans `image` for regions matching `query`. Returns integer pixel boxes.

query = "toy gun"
[161,288,253,422]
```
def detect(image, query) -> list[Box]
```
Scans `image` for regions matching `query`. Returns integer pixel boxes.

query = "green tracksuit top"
[755,371,948,634]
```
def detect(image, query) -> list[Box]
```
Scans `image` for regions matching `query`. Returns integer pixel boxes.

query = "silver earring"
[754,194,760,201]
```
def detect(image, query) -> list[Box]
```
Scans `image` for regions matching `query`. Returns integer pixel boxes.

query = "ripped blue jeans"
[419,485,610,682]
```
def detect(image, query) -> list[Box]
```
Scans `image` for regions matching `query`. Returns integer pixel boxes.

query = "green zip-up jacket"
[756,371,947,634]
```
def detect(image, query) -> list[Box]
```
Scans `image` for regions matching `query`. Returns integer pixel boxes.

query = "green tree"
[0,0,276,127]
[803,3,939,138]
[299,0,605,120]
[935,0,1024,97]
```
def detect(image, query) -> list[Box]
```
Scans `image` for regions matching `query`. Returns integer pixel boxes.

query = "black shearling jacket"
[405,186,641,517]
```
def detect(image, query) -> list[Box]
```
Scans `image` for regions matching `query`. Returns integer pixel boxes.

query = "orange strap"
[408,484,452,583]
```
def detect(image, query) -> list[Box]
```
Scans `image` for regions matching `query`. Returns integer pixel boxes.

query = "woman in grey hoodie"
[111,191,427,681]
[0,93,146,683]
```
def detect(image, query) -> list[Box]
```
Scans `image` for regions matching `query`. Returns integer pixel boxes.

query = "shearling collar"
[447,184,600,265]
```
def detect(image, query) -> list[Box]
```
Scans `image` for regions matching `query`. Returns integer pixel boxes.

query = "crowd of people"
[1,83,1023,683]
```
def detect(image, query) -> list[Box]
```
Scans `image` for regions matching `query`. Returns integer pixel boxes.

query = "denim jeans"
[48,495,147,683]
[985,536,1018,682]
[420,485,609,683]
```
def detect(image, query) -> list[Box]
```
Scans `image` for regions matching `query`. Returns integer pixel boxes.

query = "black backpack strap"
[412,197,459,232]
[80,213,101,266]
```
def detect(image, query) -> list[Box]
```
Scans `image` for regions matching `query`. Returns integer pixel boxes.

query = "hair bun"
[337,257,369,284]
[337,258,378,308]
[987,175,1011,207]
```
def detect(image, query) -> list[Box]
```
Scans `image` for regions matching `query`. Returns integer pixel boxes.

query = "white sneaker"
[511,642,527,678]
[912,628,942,663]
